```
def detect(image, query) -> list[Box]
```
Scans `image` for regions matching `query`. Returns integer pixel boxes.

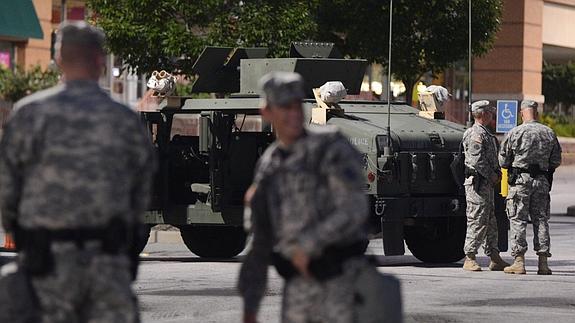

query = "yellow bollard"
[500,168,508,197]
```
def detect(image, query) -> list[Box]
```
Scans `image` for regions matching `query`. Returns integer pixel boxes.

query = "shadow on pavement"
[370,255,463,268]
[140,256,243,263]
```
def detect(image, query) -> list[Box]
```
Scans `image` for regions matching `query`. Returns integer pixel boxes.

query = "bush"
[0,65,60,103]
[540,114,575,137]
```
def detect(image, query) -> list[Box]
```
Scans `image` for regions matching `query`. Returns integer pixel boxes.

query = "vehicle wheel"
[404,217,466,263]
[180,226,247,258]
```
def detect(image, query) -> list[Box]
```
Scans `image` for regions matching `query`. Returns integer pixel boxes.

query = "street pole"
[61,0,67,22]
[386,0,393,149]
[467,0,473,127]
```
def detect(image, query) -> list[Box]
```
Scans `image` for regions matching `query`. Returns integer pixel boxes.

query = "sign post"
[496,100,518,133]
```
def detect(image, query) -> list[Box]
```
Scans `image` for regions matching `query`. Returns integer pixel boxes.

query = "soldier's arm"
[129,121,157,222]
[238,182,273,316]
[499,133,513,168]
[549,135,562,170]
[296,138,368,257]
[0,109,34,232]
[467,134,498,181]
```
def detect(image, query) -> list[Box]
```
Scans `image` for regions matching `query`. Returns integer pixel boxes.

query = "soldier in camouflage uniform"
[461,100,510,272]
[238,72,369,323]
[0,22,155,322]
[499,100,561,275]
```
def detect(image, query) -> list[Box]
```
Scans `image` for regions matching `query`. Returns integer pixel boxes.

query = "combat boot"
[537,255,552,275]
[463,254,481,272]
[488,253,511,271]
[504,255,526,274]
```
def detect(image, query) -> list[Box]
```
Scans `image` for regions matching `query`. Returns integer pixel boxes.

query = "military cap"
[520,100,538,110]
[259,72,305,107]
[471,100,494,113]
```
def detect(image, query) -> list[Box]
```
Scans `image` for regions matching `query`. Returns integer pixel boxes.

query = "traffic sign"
[496,100,518,133]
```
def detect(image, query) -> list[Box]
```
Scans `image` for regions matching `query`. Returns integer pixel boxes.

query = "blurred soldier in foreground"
[238,72,370,323]
[499,100,561,275]
[461,101,509,272]
[0,21,155,322]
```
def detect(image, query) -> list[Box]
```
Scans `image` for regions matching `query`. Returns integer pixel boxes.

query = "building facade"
[0,0,48,69]
[3,0,575,118]
[473,0,575,111]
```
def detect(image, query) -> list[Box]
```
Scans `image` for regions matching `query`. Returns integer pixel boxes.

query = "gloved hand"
[243,312,258,323]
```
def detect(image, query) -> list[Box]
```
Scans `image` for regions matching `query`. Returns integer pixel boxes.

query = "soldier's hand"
[291,246,311,279]
[490,174,500,184]
[244,185,257,205]
[243,311,258,323]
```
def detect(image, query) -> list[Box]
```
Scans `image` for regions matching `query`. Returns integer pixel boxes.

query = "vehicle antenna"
[467,0,473,127]
[386,0,393,151]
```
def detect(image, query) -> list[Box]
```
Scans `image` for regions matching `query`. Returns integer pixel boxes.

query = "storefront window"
[0,41,14,69]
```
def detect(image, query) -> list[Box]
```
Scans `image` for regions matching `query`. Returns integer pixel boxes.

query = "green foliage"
[88,0,502,100]
[0,66,60,102]
[540,114,575,137]
[542,62,575,106]
[88,0,316,75]
[175,82,211,98]
[207,1,317,58]
[317,0,502,102]
[88,0,217,75]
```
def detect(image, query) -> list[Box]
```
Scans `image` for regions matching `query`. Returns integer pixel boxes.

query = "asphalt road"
[135,165,575,323]
[137,214,575,323]
[1,166,573,322]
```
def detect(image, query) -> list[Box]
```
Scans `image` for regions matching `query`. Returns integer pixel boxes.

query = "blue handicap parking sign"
[496,100,518,133]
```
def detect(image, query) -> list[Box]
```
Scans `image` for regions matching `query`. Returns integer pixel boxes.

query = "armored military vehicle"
[140,44,507,262]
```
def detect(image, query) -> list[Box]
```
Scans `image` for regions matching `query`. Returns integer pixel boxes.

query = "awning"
[0,0,43,40]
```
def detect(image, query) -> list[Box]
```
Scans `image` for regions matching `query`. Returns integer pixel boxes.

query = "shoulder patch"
[472,134,482,144]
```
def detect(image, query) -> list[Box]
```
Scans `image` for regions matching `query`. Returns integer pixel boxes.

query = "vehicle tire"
[180,226,247,258]
[404,217,466,263]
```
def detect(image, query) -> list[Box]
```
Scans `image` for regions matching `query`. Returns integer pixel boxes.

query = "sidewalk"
[559,137,575,165]
[550,164,575,215]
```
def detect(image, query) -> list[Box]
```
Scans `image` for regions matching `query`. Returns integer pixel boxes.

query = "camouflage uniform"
[0,80,155,322]
[238,127,369,323]
[462,123,501,257]
[499,121,562,257]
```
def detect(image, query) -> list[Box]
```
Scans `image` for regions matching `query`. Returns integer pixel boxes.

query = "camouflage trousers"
[463,176,499,256]
[506,174,551,257]
[31,242,139,323]
[281,258,366,323]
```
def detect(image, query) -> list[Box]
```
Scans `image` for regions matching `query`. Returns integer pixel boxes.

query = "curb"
[148,230,183,244]
[568,206,575,217]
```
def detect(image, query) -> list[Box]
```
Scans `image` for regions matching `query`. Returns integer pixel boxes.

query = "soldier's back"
[507,121,557,170]
[9,81,151,229]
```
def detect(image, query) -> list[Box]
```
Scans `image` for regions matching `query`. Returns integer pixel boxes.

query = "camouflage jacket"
[499,121,562,171]
[238,127,368,313]
[0,80,156,232]
[462,123,500,181]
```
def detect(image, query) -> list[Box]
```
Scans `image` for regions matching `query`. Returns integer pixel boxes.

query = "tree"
[316,0,503,104]
[88,0,502,102]
[207,1,318,57]
[543,62,575,107]
[0,65,60,103]
[87,0,317,75]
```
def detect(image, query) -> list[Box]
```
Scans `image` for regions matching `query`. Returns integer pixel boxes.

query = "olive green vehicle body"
[140,46,508,261]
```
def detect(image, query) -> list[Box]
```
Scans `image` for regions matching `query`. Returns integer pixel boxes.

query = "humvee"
[140,44,508,262]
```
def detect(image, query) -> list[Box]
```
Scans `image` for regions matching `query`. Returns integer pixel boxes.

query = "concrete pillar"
[473,0,544,105]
